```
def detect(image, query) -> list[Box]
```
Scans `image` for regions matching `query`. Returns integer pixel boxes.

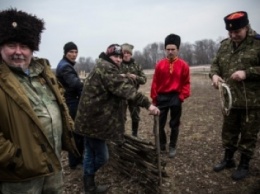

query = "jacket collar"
[0,60,45,130]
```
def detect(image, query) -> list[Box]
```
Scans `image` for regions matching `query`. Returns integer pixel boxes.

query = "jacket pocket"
[7,148,23,172]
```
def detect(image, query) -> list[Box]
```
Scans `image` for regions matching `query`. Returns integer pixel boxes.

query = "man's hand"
[127,73,137,80]
[120,73,137,80]
[212,75,224,89]
[148,104,160,115]
[230,70,246,81]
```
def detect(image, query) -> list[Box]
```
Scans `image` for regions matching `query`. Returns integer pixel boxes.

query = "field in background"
[62,68,260,194]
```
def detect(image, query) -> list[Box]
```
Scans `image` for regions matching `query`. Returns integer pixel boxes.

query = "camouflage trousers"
[127,101,140,123]
[0,171,63,194]
[222,108,260,157]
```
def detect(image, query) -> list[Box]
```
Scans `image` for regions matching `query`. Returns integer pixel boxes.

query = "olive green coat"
[0,58,78,181]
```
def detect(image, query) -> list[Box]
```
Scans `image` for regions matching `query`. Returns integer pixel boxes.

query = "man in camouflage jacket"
[120,43,147,137]
[209,11,260,181]
[74,44,160,193]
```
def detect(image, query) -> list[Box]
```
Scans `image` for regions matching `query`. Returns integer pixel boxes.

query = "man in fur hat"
[210,11,260,181]
[150,33,190,158]
[0,8,78,194]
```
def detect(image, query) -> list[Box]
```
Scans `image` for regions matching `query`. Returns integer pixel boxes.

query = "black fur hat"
[0,8,45,51]
[165,34,181,49]
[224,11,249,31]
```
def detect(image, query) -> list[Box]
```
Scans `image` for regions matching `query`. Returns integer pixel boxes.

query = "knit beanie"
[64,42,78,54]
[121,43,134,54]
[224,11,249,31]
[106,44,123,57]
[165,34,181,49]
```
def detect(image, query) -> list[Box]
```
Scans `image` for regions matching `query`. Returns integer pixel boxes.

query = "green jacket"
[209,35,260,108]
[120,58,147,89]
[74,53,151,140]
[0,58,77,182]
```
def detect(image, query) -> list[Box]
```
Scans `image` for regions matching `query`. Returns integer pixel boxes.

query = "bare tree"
[193,39,218,65]
[179,42,194,66]
[75,57,95,73]
[76,38,221,70]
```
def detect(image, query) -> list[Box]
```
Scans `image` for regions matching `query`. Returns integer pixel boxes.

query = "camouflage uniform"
[120,58,147,135]
[209,34,260,157]
[74,54,151,141]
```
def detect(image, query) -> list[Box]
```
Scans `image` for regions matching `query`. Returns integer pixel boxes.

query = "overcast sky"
[2,0,260,68]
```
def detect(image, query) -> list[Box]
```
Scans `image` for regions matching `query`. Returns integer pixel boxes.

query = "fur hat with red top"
[224,11,249,31]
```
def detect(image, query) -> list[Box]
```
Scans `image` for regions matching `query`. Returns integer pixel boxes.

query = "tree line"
[75,37,224,73]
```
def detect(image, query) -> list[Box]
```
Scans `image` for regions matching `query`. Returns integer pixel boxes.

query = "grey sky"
[2,0,260,68]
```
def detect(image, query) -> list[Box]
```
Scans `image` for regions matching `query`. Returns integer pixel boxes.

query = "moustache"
[11,55,25,60]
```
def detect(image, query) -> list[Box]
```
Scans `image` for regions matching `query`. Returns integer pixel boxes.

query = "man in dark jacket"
[75,44,160,193]
[56,42,84,169]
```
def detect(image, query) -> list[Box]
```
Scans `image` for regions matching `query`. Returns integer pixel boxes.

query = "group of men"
[0,7,259,194]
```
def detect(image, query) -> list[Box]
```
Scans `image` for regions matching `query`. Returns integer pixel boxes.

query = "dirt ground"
[62,72,260,194]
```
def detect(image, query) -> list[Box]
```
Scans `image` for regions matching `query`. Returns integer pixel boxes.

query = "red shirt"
[150,57,190,105]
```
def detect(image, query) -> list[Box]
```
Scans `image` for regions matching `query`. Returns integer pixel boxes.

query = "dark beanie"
[63,42,78,54]
[165,34,181,49]
[106,44,123,57]
[224,11,249,31]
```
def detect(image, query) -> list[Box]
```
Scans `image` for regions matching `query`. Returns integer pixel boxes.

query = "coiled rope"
[218,82,232,116]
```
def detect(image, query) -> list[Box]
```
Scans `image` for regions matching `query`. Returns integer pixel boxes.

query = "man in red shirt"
[151,34,190,158]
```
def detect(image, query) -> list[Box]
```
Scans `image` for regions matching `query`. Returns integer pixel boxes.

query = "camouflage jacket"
[209,35,260,108]
[119,58,147,89]
[74,53,151,140]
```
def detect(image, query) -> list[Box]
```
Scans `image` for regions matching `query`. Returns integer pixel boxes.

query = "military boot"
[132,121,139,137]
[83,175,109,194]
[213,149,236,172]
[231,154,250,181]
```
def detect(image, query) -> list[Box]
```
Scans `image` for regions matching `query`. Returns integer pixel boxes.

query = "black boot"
[231,154,250,181]
[132,121,139,137]
[83,175,109,194]
[213,149,236,172]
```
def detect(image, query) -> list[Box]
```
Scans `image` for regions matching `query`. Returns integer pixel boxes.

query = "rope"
[242,81,249,122]
[218,82,232,116]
